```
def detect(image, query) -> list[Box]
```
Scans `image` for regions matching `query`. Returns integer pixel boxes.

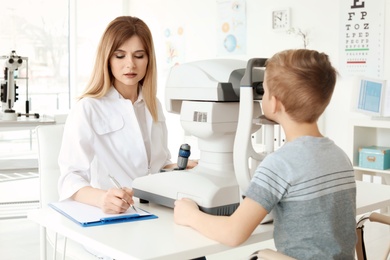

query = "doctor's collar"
[108,85,144,103]
[134,89,144,104]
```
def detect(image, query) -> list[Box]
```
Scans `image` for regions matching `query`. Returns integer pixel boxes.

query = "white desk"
[0,117,57,170]
[29,201,274,260]
[0,117,55,131]
[356,181,390,214]
[28,181,390,260]
[0,117,55,159]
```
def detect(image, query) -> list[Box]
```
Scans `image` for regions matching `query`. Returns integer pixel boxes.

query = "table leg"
[39,226,47,260]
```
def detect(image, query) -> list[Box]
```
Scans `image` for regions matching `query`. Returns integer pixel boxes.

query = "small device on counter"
[176,143,191,170]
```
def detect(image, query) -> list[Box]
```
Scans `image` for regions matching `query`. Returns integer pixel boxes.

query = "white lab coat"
[58,87,172,201]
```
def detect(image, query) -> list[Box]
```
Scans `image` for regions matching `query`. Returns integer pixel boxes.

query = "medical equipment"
[234,58,278,193]
[176,143,191,170]
[132,58,275,216]
[0,50,38,121]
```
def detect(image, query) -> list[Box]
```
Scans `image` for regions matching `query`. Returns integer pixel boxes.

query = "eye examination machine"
[0,50,38,121]
[132,58,277,216]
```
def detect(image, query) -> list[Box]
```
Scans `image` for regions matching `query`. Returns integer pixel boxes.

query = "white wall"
[127,0,390,159]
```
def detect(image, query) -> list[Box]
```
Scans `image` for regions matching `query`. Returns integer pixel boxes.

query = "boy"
[174,49,357,259]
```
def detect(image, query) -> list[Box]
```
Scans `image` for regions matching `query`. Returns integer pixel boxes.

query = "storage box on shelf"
[359,146,390,170]
[350,118,390,185]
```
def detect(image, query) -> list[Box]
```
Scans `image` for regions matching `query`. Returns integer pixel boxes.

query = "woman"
[58,16,176,214]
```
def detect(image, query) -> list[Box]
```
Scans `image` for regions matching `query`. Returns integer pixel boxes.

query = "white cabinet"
[350,118,390,184]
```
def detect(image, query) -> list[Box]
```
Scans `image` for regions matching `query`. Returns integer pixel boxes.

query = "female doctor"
[58,16,187,214]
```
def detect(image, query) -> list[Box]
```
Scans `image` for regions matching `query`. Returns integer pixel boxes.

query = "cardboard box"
[359,146,390,170]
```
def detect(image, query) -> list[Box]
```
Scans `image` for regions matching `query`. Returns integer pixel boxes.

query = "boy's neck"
[280,119,323,142]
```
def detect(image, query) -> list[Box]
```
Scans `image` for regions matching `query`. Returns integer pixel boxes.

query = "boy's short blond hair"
[265,49,337,123]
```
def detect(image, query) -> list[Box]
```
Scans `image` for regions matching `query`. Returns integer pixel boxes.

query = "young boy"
[174,49,357,259]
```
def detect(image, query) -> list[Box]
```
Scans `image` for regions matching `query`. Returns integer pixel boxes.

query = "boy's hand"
[174,198,199,226]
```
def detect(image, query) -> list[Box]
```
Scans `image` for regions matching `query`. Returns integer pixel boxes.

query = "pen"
[108,174,138,212]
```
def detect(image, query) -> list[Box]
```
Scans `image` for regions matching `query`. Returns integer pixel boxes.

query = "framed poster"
[355,77,389,116]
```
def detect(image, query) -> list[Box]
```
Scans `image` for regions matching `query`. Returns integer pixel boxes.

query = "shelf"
[350,117,390,185]
[350,117,390,128]
[350,118,390,166]
[0,77,28,80]
[353,166,390,175]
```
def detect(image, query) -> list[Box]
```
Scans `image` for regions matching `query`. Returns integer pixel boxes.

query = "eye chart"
[339,0,385,78]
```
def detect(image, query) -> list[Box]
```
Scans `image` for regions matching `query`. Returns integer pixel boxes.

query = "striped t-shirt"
[245,136,356,260]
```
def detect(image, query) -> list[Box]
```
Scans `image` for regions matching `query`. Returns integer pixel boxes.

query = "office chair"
[247,211,390,260]
[36,124,96,260]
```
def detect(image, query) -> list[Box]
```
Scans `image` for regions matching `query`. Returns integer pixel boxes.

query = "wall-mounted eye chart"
[339,0,385,78]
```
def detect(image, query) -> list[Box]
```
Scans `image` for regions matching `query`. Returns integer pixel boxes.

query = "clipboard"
[49,199,158,227]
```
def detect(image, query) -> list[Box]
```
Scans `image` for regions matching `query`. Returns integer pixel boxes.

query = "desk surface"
[29,201,274,260]
[28,181,390,260]
[0,117,55,129]
[355,181,390,215]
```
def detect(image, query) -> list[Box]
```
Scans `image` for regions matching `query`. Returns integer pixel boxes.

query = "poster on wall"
[163,25,186,70]
[339,0,385,78]
[217,0,247,56]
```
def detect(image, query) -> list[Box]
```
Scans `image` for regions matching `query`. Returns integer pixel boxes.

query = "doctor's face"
[110,35,148,90]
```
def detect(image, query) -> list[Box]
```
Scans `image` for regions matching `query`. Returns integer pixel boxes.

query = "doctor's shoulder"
[69,97,124,134]
[76,96,112,111]
[69,97,115,120]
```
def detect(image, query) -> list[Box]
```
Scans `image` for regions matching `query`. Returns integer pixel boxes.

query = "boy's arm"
[174,197,268,247]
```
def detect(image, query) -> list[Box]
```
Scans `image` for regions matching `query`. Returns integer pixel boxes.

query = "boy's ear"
[271,95,284,113]
[270,95,278,113]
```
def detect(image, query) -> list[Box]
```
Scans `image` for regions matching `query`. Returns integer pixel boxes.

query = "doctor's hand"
[100,187,134,214]
[186,159,198,169]
[163,159,198,171]
[174,198,200,226]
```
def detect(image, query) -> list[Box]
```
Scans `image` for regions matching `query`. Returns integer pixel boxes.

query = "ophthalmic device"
[1,50,39,121]
[132,58,277,217]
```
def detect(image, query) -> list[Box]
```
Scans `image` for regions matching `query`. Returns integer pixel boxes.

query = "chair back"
[356,212,390,260]
[36,124,64,208]
[36,124,100,259]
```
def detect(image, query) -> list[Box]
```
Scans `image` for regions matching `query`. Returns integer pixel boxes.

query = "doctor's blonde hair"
[80,16,159,121]
[265,49,337,123]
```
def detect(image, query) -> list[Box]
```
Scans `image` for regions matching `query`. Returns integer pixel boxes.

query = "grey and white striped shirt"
[246,136,356,260]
